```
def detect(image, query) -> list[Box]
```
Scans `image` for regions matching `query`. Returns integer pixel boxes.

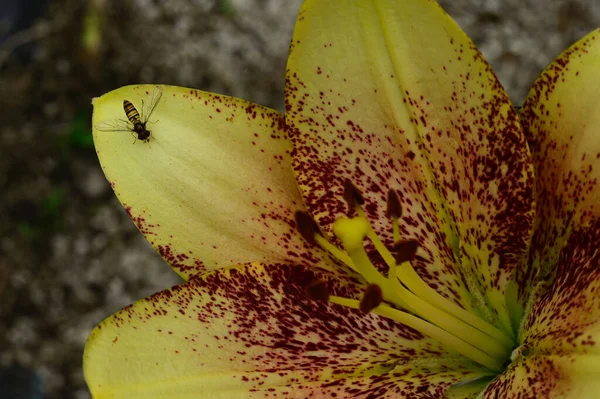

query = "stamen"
[388,240,418,291]
[359,284,383,313]
[327,294,504,372]
[385,190,402,219]
[333,216,408,308]
[392,240,419,265]
[349,204,398,269]
[301,180,516,372]
[294,211,357,271]
[395,261,514,347]
[336,198,514,349]
[295,211,318,245]
[389,280,510,359]
[343,179,364,216]
[386,189,402,242]
[385,224,513,347]
[349,243,406,306]
[306,279,330,301]
[374,304,505,372]
[313,235,356,270]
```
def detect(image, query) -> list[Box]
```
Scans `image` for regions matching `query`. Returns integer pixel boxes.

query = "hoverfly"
[96,86,163,143]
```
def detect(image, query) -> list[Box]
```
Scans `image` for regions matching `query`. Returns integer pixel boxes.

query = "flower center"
[297,181,515,373]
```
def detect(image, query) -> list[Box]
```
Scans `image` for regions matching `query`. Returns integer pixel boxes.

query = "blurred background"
[0,0,598,398]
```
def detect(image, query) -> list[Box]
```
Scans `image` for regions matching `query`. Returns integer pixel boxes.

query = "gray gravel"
[0,0,598,398]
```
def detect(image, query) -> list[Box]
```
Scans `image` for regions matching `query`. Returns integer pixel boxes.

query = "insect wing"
[95,118,133,133]
[141,86,163,124]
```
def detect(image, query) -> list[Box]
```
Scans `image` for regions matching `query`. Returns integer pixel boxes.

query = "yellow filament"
[311,205,515,372]
[345,245,408,309]
[358,207,513,347]
[329,296,504,372]
[397,262,514,347]
[314,234,357,272]
[356,208,397,268]
[374,304,505,372]
[389,279,510,359]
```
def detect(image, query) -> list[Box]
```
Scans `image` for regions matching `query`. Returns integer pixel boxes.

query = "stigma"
[297,181,515,373]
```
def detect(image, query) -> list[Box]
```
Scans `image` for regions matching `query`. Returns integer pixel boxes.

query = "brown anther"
[385,190,402,219]
[392,240,419,264]
[295,211,318,245]
[343,179,364,216]
[359,284,383,313]
[306,279,330,301]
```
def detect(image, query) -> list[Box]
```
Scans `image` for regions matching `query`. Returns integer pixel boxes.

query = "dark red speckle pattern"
[482,354,583,398]
[284,0,534,320]
[522,220,600,353]
[517,29,600,358]
[519,29,600,301]
[90,263,478,397]
[89,3,600,397]
[102,86,332,281]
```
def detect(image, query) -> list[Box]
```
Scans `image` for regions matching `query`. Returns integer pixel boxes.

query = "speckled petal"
[84,262,482,398]
[285,0,534,327]
[519,29,600,309]
[93,85,329,280]
[483,354,600,398]
[445,377,492,399]
[519,219,600,355]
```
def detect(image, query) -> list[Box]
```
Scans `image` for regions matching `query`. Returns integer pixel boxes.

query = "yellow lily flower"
[84,0,600,397]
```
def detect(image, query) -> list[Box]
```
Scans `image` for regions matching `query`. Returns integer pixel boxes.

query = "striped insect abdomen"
[123,100,141,124]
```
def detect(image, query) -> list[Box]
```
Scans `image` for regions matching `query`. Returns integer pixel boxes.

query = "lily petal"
[93,85,329,280]
[519,29,600,307]
[520,219,600,355]
[519,29,600,352]
[285,0,534,328]
[483,354,600,398]
[84,262,482,398]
